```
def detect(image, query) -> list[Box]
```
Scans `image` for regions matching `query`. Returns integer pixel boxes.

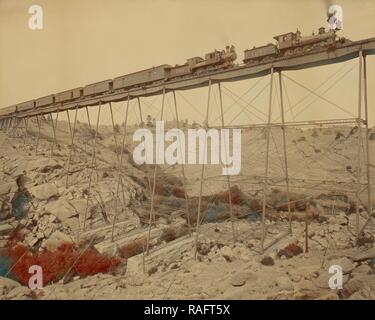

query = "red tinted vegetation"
[5,242,121,286]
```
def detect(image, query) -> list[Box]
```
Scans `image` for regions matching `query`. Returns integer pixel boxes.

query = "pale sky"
[0,0,374,125]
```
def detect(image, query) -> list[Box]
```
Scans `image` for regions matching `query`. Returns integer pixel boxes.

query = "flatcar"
[113,65,170,90]
[16,100,35,113]
[83,80,113,97]
[0,105,17,117]
[35,94,55,108]
[55,88,83,103]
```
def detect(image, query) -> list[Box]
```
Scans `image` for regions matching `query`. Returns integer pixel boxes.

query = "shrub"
[5,242,121,286]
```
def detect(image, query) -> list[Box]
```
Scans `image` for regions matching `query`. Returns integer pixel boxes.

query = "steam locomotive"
[243,27,348,64]
[3,27,348,116]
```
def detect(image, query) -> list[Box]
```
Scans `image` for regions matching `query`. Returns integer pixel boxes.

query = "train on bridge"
[0,27,350,118]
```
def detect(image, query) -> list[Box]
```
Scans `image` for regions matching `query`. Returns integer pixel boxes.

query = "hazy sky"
[0,0,374,125]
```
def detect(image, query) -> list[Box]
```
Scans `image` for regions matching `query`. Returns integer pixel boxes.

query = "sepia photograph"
[0,0,374,308]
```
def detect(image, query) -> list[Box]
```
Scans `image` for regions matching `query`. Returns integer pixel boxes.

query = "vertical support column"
[137,97,143,124]
[172,90,192,234]
[261,67,274,252]
[194,79,212,259]
[111,96,130,242]
[23,117,28,147]
[109,102,120,163]
[83,102,102,232]
[218,82,236,244]
[278,71,292,234]
[356,51,363,242]
[359,54,374,236]
[65,106,79,188]
[14,117,21,138]
[146,88,166,255]
[13,117,19,138]
[363,54,372,217]
[49,112,59,159]
[7,117,13,137]
[6,117,12,135]
[84,106,92,155]
[85,107,92,130]
[66,110,73,139]
[35,115,41,153]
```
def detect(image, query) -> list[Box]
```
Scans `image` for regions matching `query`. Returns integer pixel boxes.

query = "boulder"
[41,230,74,252]
[351,264,372,275]
[344,276,369,297]
[230,271,257,287]
[293,280,329,299]
[5,286,32,300]
[315,293,340,300]
[0,277,20,295]
[349,289,375,300]
[344,274,375,297]
[327,257,354,274]
[353,247,375,262]
[29,183,59,201]
[69,199,88,216]
[0,223,13,235]
[275,276,294,291]
[328,212,349,226]
[0,182,16,195]
[220,246,235,262]
[261,256,275,266]
[45,199,78,222]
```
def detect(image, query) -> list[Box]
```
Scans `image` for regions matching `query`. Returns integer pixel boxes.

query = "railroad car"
[35,94,55,108]
[168,63,191,79]
[243,43,278,64]
[83,80,113,97]
[0,105,17,117]
[16,100,35,112]
[55,88,83,103]
[113,65,170,90]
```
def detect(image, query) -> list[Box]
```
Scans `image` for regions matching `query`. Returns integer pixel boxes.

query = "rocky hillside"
[0,119,374,300]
